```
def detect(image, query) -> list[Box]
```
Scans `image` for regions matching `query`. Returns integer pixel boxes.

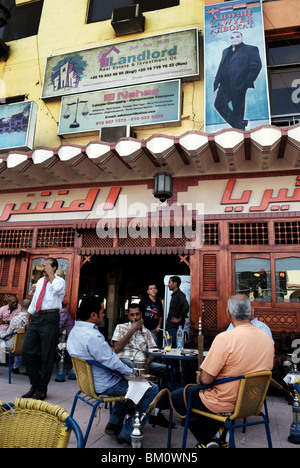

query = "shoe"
[116,434,131,445]
[195,440,219,448]
[104,423,122,436]
[149,412,176,428]
[11,368,19,374]
[22,387,36,398]
[213,427,229,448]
[32,392,47,401]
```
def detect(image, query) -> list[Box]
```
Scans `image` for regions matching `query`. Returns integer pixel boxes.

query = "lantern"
[153,171,173,203]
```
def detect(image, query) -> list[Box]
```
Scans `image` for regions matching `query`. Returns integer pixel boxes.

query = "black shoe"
[11,368,19,374]
[116,434,131,445]
[149,412,175,428]
[32,392,47,401]
[105,423,122,436]
[22,387,36,398]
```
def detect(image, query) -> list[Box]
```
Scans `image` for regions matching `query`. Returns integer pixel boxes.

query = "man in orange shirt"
[171,294,274,448]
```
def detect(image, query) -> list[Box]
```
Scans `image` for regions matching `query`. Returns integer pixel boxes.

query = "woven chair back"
[0,398,72,448]
[71,357,99,400]
[231,370,272,420]
[11,331,26,354]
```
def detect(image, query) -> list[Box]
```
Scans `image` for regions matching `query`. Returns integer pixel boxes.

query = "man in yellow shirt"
[171,294,274,448]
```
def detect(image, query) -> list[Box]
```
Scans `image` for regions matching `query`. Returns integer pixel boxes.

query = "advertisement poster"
[42,29,199,99]
[204,0,270,133]
[58,80,181,135]
[0,101,38,152]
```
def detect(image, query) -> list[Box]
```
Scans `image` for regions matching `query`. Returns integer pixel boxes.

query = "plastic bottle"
[176,325,184,350]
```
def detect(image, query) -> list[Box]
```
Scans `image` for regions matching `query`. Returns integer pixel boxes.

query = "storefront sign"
[0,101,38,152]
[0,175,299,224]
[57,80,181,136]
[203,0,270,132]
[41,29,199,100]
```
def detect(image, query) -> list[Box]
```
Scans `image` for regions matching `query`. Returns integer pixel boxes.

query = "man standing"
[0,295,21,333]
[214,32,262,130]
[22,258,65,400]
[171,294,274,448]
[165,276,189,348]
[139,284,163,345]
[67,296,158,445]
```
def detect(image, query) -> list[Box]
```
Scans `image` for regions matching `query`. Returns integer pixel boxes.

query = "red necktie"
[36,277,49,312]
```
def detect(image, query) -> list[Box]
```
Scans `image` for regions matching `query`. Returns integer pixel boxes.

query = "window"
[275,257,300,303]
[0,0,43,41]
[267,39,300,125]
[87,0,179,23]
[235,258,271,302]
[28,257,69,295]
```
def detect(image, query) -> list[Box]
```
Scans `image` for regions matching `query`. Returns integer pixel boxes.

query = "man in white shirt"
[22,258,66,401]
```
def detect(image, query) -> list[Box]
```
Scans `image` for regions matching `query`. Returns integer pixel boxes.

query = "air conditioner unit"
[100,125,135,143]
[111,4,145,37]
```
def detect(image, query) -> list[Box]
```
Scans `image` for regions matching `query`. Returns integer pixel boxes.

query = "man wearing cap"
[22,258,65,400]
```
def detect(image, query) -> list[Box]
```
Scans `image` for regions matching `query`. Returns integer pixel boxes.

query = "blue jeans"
[104,377,159,442]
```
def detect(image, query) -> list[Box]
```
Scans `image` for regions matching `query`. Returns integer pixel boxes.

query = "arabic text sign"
[58,80,181,136]
[204,0,270,133]
[0,101,38,152]
[41,29,199,99]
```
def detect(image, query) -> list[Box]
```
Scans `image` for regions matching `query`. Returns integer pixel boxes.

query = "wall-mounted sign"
[204,0,270,133]
[0,101,38,153]
[0,175,299,224]
[41,29,199,100]
[58,80,181,135]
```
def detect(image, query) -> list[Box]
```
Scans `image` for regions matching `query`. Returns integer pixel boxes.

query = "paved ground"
[0,364,299,450]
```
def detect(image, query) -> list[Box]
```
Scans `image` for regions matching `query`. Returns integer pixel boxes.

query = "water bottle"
[176,326,184,350]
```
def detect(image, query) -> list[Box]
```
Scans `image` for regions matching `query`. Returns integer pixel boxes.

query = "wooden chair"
[0,398,84,448]
[70,356,127,447]
[0,331,26,383]
[182,370,272,448]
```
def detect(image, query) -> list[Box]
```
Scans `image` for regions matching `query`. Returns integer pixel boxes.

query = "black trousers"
[214,84,247,130]
[22,312,60,394]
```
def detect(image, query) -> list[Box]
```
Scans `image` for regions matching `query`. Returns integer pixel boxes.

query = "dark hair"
[170,275,181,287]
[128,303,141,311]
[47,257,58,272]
[78,296,101,321]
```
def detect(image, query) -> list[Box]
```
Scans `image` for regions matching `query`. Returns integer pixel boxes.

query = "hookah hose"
[143,385,196,420]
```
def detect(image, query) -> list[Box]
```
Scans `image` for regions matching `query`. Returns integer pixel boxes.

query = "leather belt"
[37,309,59,315]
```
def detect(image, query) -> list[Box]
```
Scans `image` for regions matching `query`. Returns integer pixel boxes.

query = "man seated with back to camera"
[171,294,274,448]
[112,303,171,428]
[67,296,158,445]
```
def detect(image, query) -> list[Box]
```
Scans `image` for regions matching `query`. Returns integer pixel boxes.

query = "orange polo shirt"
[200,323,274,414]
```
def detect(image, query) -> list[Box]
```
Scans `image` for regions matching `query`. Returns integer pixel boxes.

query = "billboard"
[41,29,199,100]
[58,80,181,136]
[204,0,270,133]
[0,101,38,153]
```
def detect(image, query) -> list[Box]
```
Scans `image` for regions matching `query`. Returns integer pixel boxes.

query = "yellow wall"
[0,0,205,150]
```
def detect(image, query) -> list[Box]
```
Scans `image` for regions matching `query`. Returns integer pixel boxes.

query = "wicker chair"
[70,356,127,447]
[182,370,272,448]
[0,331,26,383]
[0,398,84,448]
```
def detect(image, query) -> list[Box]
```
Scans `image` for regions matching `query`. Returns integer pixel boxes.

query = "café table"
[147,348,208,391]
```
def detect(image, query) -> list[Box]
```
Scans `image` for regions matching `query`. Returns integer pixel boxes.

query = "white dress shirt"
[28,274,66,315]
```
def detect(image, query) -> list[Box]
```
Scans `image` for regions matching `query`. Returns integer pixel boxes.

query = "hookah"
[55,330,67,382]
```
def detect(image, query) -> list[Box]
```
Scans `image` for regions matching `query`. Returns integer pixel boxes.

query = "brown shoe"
[116,434,131,445]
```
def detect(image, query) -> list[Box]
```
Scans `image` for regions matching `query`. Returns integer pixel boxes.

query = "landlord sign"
[41,29,199,99]
[57,80,181,135]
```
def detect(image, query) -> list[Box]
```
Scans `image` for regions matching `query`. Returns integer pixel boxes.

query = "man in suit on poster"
[213,31,262,130]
